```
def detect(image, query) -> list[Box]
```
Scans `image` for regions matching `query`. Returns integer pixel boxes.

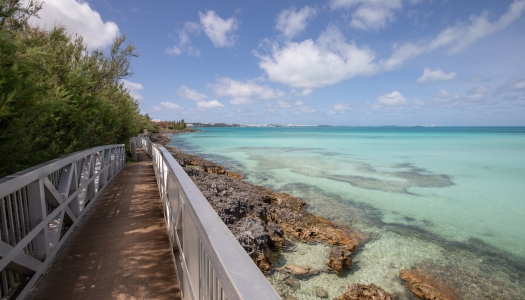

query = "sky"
[25,0,525,126]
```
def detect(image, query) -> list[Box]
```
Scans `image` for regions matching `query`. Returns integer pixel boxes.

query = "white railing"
[133,137,279,300]
[0,144,126,299]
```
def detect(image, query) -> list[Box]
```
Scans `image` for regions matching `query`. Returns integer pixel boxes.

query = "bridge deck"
[28,150,180,300]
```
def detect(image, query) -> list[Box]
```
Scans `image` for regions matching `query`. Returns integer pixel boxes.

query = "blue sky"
[27,0,525,125]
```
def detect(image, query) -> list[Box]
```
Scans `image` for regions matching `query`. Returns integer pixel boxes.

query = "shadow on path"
[29,150,180,300]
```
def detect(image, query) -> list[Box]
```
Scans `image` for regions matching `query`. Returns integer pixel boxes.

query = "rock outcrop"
[327,245,353,272]
[167,147,242,178]
[336,283,398,300]
[399,269,458,300]
[167,147,360,273]
[230,217,272,272]
[284,264,311,276]
[284,277,301,290]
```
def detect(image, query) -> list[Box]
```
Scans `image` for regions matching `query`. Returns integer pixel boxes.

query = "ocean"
[168,126,525,299]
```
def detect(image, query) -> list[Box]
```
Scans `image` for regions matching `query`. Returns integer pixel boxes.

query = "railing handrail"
[133,137,279,300]
[0,144,124,196]
[0,144,126,299]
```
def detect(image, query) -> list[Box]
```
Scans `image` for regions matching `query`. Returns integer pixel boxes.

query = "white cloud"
[431,86,493,108]
[373,91,408,109]
[329,102,353,115]
[333,102,353,112]
[166,23,201,57]
[278,100,292,108]
[196,100,224,110]
[384,0,525,68]
[178,86,208,101]
[151,106,162,112]
[210,77,285,105]
[291,100,316,114]
[466,85,489,102]
[199,10,239,47]
[298,106,316,113]
[413,98,425,108]
[515,81,525,90]
[300,89,313,96]
[494,77,525,94]
[25,0,119,49]
[122,79,145,101]
[417,68,457,83]
[257,25,378,89]
[433,90,461,106]
[383,43,425,70]
[184,21,202,34]
[329,0,403,31]
[166,46,182,55]
[276,6,317,39]
[161,102,183,110]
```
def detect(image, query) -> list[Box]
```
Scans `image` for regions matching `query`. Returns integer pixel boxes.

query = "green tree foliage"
[168,119,187,130]
[0,0,152,177]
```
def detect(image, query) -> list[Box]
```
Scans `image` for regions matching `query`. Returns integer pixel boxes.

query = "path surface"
[29,150,180,300]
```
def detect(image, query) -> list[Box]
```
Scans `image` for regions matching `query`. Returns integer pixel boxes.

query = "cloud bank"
[258,25,378,89]
[26,0,119,49]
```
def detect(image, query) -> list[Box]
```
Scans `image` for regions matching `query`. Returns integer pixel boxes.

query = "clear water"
[168,127,525,299]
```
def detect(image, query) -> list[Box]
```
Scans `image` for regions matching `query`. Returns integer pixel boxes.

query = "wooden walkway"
[28,151,180,300]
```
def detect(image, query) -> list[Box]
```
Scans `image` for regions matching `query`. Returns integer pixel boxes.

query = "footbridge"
[0,137,279,299]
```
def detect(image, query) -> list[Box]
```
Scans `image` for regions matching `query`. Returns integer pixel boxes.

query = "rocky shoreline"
[152,131,459,300]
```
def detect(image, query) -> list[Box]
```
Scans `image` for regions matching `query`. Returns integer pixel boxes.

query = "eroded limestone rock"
[327,245,353,272]
[285,264,311,276]
[399,269,458,300]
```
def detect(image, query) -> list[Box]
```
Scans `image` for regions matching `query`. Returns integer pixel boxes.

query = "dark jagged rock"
[168,146,242,178]
[230,217,271,271]
[336,283,398,300]
[327,245,353,272]
[267,221,285,248]
[399,269,458,300]
[168,147,361,273]
[149,133,170,145]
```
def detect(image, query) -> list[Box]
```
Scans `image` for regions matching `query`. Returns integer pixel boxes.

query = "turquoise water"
[168,127,525,299]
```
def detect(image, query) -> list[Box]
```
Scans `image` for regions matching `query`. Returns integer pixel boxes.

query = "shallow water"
[168,127,525,299]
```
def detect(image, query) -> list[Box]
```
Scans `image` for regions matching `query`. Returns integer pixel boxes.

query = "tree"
[0,0,151,177]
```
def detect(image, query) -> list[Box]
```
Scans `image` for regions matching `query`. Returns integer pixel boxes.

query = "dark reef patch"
[404,216,416,222]
[323,162,453,195]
